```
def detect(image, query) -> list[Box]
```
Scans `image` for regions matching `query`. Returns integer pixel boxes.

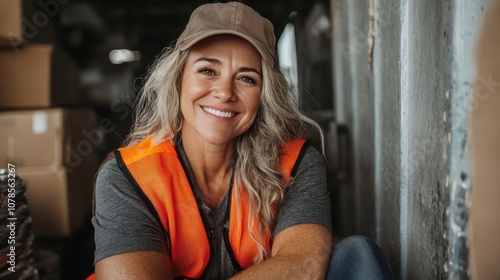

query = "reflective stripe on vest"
[116,137,307,279]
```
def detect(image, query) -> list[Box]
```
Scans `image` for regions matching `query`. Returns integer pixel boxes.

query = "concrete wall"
[331,0,488,278]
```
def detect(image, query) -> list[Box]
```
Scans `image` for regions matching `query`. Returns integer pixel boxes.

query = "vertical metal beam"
[399,1,410,278]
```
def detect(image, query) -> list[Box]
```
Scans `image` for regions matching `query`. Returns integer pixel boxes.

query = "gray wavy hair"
[124,45,323,263]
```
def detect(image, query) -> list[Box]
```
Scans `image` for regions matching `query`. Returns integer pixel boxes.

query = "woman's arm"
[231,224,333,280]
[93,159,172,279]
[95,251,173,280]
[232,145,333,279]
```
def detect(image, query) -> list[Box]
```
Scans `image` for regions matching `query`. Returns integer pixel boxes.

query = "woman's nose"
[212,78,236,102]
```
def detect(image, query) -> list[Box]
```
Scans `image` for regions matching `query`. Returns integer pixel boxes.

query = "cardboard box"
[0,108,100,168]
[16,165,76,237]
[0,109,63,167]
[21,164,95,237]
[0,44,82,109]
[0,108,100,236]
[0,0,58,48]
[0,0,22,47]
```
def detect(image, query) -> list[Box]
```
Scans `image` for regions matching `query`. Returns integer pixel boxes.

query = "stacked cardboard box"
[1,0,59,47]
[0,0,22,47]
[0,44,82,108]
[0,109,100,237]
[0,0,99,237]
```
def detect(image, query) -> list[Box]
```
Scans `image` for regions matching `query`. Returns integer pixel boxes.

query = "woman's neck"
[180,134,235,208]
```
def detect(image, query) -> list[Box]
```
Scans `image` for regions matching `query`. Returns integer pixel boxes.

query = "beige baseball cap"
[175,2,277,66]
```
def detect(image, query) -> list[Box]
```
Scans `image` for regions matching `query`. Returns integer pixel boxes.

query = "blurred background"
[1,0,499,279]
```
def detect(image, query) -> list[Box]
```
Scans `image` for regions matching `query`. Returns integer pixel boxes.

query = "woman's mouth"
[202,107,236,118]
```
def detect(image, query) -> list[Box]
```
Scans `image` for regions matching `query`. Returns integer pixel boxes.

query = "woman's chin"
[201,135,235,147]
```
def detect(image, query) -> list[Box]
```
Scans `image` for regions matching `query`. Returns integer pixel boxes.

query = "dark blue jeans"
[325,236,396,280]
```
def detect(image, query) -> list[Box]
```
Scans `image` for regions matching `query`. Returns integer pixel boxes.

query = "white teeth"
[203,107,236,118]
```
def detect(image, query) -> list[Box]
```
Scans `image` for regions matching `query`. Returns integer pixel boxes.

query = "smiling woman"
[88,2,394,280]
[180,35,263,150]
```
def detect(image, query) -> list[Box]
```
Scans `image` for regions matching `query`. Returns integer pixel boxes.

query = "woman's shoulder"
[97,156,121,178]
[298,142,325,169]
[95,156,129,193]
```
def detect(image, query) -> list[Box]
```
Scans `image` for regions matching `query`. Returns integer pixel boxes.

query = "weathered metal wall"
[399,1,451,278]
[372,1,403,275]
[330,0,488,278]
[331,0,376,240]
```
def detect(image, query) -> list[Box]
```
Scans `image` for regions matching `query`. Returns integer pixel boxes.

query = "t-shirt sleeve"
[274,144,332,236]
[92,157,169,264]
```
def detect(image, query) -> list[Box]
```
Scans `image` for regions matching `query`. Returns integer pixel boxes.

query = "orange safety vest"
[88,137,308,279]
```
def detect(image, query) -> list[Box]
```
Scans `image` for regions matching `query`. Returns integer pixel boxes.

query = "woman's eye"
[199,68,215,75]
[240,76,256,84]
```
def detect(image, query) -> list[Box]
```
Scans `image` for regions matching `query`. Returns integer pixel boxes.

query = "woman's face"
[180,35,263,147]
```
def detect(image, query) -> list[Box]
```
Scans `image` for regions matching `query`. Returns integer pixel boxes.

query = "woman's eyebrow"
[193,57,221,64]
[193,57,262,76]
[239,67,262,77]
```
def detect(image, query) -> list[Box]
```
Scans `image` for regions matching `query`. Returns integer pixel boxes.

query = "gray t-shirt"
[92,143,332,279]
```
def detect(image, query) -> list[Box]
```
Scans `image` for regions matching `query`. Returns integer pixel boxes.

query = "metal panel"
[373,0,403,276]
[401,1,451,278]
[331,0,488,278]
